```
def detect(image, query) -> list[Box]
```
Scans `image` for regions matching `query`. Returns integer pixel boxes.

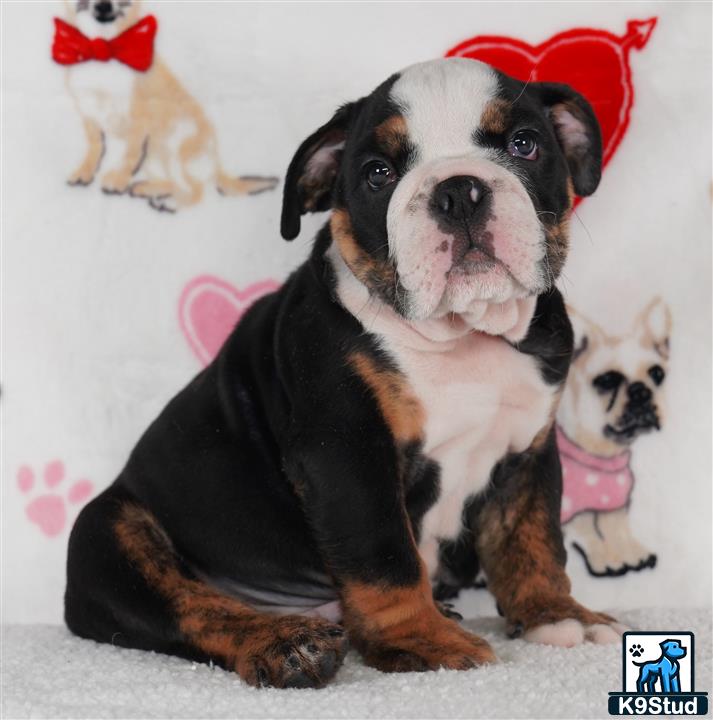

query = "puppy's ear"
[566,305,605,363]
[535,83,603,197]
[281,100,364,240]
[635,297,672,360]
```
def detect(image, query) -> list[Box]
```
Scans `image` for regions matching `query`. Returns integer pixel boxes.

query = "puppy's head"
[559,299,671,454]
[282,58,602,323]
[65,0,141,37]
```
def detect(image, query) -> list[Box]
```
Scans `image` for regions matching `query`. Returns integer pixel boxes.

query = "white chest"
[384,333,554,575]
[66,64,136,136]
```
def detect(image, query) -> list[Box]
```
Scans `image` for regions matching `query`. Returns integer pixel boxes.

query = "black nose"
[94,1,114,16]
[432,176,488,223]
[627,381,652,406]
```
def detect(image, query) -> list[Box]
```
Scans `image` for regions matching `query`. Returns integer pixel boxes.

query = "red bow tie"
[52,15,157,72]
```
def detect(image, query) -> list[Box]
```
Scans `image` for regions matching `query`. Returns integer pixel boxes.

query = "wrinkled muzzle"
[386,154,547,321]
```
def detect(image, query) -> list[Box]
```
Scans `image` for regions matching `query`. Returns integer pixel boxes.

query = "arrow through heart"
[446,18,657,200]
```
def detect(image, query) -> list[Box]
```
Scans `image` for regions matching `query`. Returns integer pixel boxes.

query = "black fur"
[66,60,596,670]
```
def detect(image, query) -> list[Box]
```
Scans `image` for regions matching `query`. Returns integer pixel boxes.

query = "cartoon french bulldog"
[557,297,671,576]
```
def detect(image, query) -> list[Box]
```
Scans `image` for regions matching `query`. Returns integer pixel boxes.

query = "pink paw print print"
[17,461,94,537]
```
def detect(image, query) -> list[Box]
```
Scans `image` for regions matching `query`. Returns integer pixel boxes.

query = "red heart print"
[179,275,279,366]
[446,18,657,200]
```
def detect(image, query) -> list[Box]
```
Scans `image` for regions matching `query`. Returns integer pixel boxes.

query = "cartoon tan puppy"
[557,298,671,576]
[55,0,277,212]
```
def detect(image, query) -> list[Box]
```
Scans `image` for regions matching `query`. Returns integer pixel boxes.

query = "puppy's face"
[559,299,671,453]
[282,58,602,322]
[66,0,141,37]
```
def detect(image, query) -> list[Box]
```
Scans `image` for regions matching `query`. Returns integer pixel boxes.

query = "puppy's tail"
[215,168,279,197]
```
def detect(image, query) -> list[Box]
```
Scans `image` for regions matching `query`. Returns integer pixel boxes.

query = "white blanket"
[2,607,710,719]
[2,0,711,625]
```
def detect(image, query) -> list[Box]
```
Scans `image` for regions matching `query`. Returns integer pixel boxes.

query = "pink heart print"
[179,275,280,366]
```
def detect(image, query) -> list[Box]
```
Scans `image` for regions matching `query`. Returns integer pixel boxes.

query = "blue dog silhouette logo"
[633,639,686,693]
[609,631,708,715]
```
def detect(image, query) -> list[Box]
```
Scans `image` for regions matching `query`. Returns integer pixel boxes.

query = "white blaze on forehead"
[383,58,547,323]
[390,58,500,162]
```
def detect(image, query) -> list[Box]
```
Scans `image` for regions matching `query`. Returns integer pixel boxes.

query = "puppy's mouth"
[449,240,513,280]
[604,407,661,444]
[440,197,536,291]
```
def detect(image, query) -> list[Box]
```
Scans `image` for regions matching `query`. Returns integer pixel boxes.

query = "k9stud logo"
[609,632,708,715]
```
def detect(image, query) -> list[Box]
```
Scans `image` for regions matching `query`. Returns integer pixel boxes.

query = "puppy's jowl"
[66,58,624,688]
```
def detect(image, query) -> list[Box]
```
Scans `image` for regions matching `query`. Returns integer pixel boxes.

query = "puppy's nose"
[627,381,652,406]
[432,176,488,223]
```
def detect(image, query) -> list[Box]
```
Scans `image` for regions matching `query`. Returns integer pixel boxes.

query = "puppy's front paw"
[524,618,625,646]
[508,596,626,647]
[236,615,347,689]
[361,620,496,673]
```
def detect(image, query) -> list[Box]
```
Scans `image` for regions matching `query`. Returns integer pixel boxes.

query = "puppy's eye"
[365,161,396,190]
[592,371,625,393]
[648,365,665,386]
[508,130,538,160]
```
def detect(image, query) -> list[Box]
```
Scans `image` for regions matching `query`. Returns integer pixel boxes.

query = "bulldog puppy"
[66,58,622,689]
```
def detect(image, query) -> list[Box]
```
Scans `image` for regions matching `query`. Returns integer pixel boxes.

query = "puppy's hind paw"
[237,616,348,689]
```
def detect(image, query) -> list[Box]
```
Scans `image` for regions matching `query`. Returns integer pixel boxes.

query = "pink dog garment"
[556,425,634,523]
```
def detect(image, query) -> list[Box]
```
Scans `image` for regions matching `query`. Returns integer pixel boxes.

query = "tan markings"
[299,179,323,212]
[544,216,571,278]
[374,115,409,156]
[63,0,276,210]
[114,503,346,687]
[480,98,511,135]
[541,178,575,280]
[566,177,576,206]
[529,389,563,452]
[331,208,396,297]
[476,477,614,632]
[529,423,552,453]
[342,569,495,671]
[477,491,569,620]
[350,351,424,444]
